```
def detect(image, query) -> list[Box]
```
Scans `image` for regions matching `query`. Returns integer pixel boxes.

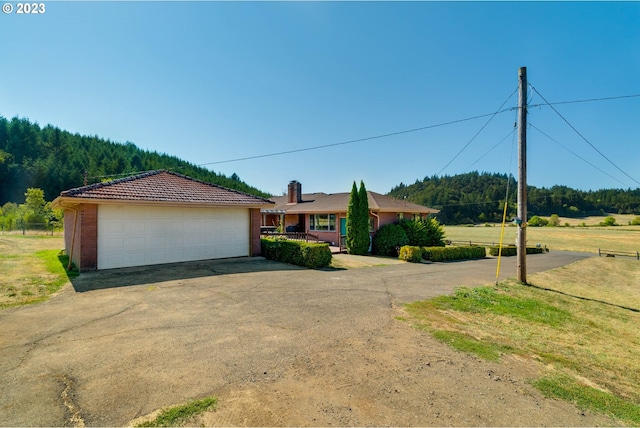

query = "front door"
[340,217,347,251]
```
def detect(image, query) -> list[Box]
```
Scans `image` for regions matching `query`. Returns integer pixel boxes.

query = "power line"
[197,91,640,169]
[529,84,640,187]
[197,109,514,167]
[529,122,630,188]
[529,93,640,108]
[463,127,515,173]
[436,88,518,176]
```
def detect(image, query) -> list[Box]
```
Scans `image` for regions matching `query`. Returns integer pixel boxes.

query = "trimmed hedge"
[421,245,487,262]
[398,246,423,263]
[488,246,517,257]
[261,238,332,269]
[488,246,546,256]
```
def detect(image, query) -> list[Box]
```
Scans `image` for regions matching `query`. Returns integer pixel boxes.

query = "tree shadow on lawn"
[62,257,304,293]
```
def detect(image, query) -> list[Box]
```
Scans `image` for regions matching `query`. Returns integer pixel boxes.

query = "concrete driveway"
[0,252,591,426]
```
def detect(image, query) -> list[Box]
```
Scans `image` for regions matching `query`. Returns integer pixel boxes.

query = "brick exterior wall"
[80,204,98,271]
[62,204,98,271]
[63,208,80,270]
[250,208,262,256]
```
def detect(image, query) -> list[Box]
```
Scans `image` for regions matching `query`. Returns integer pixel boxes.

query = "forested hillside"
[0,116,269,204]
[389,172,640,224]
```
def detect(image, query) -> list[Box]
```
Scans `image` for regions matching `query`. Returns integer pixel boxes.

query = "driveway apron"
[0,252,590,426]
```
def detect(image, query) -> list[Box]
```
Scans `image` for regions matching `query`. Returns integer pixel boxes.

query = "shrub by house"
[261,238,332,268]
[422,246,486,262]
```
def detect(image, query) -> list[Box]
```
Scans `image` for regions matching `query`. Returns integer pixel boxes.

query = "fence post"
[598,248,601,257]
[637,251,639,261]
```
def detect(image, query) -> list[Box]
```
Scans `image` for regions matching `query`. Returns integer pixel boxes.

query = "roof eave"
[52,196,274,209]
[377,208,440,214]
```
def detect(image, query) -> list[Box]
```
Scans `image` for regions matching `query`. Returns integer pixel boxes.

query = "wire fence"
[1,223,62,236]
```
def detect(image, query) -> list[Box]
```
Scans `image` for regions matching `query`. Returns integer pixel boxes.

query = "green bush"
[488,246,545,256]
[422,246,486,262]
[372,223,409,256]
[261,238,332,268]
[548,214,561,227]
[398,246,423,263]
[488,246,517,256]
[631,216,640,226]
[528,216,549,227]
[399,217,446,247]
[600,216,617,227]
[300,243,333,268]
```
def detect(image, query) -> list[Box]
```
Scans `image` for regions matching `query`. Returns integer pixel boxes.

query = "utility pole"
[517,67,528,283]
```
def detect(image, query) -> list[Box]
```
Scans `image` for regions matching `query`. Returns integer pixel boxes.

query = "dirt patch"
[330,253,407,269]
[186,311,616,427]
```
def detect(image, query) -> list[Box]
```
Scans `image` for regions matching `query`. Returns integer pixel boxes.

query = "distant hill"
[388,172,640,224]
[0,116,270,204]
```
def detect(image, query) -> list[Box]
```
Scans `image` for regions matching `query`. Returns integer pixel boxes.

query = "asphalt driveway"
[0,251,591,426]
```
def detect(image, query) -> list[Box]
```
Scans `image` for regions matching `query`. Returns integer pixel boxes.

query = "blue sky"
[1,1,639,196]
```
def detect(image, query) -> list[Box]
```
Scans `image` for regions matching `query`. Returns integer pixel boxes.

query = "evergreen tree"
[357,180,370,253]
[345,181,360,254]
[346,180,370,255]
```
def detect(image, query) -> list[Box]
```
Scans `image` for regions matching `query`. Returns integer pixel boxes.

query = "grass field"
[404,257,640,425]
[444,223,640,255]
[557,214,639,227]
[0,236,71,308]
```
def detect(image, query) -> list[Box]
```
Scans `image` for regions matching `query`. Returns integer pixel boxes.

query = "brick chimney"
[287,180,302,203]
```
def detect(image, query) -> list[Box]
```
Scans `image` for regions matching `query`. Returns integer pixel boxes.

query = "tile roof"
[57,170,274,206]
[265,191,438,214]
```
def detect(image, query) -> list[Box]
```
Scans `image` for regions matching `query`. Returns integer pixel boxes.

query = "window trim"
[309,213,337,231]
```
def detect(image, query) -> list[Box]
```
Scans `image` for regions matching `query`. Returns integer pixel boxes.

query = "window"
[310,214,336,231]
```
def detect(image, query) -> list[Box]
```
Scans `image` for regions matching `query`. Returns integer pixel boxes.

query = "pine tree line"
[0,116,270,204]
[389,171,640,224]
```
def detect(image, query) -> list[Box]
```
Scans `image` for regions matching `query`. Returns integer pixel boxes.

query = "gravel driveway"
[0,251,617,426]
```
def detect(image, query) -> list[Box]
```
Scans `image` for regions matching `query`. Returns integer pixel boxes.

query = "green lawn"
[0,236,73,308]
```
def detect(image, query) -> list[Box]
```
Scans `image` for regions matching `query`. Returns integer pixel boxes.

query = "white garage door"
[98,204,250,269]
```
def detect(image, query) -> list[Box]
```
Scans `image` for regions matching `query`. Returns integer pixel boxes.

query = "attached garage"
[52,170,274,271]
[98,205,250,269]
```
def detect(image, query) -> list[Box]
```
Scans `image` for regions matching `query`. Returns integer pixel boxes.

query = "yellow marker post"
[495,200,510,284]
